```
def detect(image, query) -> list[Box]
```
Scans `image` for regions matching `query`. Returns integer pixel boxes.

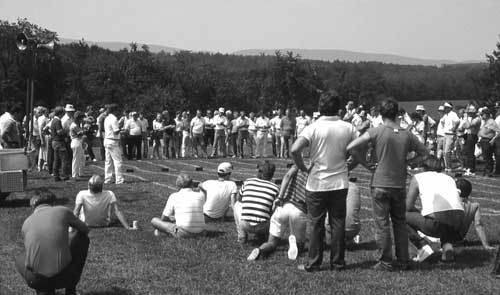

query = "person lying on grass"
[405,156,465,263]
[247,165,307,261]
[16,189,90,295]
[233,160,279,244]
[198,162,238,222]
[325,177,362,248]
[73,174,137,230]
[151,173,207,238]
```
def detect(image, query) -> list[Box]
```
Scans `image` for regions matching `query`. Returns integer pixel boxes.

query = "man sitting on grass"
[455,178,494,251]
[73,175,137,230]
[151,173,207,238]
[198,162,238,221]
[233,160,279,243]
[15,189,90,295]
[406,156,465,263]
[247,164,307,261]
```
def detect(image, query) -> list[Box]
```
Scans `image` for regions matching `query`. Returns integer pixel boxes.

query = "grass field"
[1,156,500,294]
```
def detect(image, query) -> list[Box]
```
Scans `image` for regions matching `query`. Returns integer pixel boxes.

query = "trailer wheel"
[0,192,10,203]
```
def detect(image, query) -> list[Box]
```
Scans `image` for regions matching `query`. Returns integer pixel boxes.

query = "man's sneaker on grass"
[247,248,260,261]
[441,243,455,262]
[413,244,434,262]
[288,235,298,260]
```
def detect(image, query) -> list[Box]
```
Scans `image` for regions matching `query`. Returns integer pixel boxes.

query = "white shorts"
[269,202,307,242]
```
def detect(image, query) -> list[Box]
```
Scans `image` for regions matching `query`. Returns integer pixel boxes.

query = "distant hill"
[59,38,181,53]
[233,49,484,66]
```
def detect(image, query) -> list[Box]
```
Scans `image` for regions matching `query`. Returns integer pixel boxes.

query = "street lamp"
[15,32,55,151]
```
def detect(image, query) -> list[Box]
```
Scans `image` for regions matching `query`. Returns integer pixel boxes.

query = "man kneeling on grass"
[73,175,137,230]
[198,162,238,222]
[247,165,307,261]
[151,173,207,238]
[233,160,279,244]
[406,156,466,263]
[16,189,90,295]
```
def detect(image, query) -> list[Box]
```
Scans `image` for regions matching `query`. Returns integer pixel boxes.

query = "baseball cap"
[219,107,225,113]
[443,102,453,108]
[415,105,425,111]
[217,162,233,174]
[313,111,320,118]
[438,106,445,111]
[65,104,75,112]
[467,105,477,113]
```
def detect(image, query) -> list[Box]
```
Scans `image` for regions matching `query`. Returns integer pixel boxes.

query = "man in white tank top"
[406,156,464,263]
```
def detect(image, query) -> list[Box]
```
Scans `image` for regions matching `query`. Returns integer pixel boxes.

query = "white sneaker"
[288,235,298,260]
[353,235,361,244]
[247,248,260,261]
[154,229,160,236]
[412,244,434,262]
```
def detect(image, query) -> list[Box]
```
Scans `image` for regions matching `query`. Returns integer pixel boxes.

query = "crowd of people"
[10,91,499,295]
[3,95,500,181]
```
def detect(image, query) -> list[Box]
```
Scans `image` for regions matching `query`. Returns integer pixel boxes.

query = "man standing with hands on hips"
[291,90,359,272]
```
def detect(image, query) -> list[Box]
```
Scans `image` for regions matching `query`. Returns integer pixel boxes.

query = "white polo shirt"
[300,117,357,191]
[104,113,120,144]
[191,116,205,134]
[162,188,206,233]
[442,111,459,134]
[75,190,118,227]
[414,172,464,216]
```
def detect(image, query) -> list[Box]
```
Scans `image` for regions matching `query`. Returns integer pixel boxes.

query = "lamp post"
[15,32,54,151]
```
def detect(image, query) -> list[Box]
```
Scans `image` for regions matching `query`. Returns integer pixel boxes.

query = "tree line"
[0,19,496,116]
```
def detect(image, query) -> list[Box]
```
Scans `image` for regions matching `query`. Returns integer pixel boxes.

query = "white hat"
[217,162,233,174]
[438,106,445,111]
[65,104,75,112]
[313,111,320,118]
[219,107,225,113]
[443,102,453,108]
[415,105,425,111]
[467,105,477,113]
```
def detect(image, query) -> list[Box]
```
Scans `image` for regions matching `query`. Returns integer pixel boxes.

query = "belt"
[444,133,455,135]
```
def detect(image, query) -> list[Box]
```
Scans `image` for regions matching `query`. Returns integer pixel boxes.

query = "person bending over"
[199,162,238,221]
[247,165,307,261]
[405,156,465,263]
[73,175,137,230]
[233,161,279,243]
[15,189,90,295]
[151,173,207,238]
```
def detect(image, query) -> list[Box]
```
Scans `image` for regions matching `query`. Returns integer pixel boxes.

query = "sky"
[0,0,499,61]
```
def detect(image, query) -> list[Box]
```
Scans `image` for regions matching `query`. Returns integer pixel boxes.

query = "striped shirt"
[283,171,308,213]
[240,178,279,224]
[162,188,206,233]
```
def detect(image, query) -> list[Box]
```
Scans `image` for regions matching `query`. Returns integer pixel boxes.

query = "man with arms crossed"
[347,98,428,271]
[16,189,90,295]
[291,90,359,272]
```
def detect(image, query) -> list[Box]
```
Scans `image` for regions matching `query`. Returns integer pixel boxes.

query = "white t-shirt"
[255,117,270,133]
[296,116,310,135]
[162,188,206,233]
[300,117,357,191]
[104,113,120,144]
[442,111,459,134]
[75,190,117,227]
[190,117,205,134]
[414,172,464,216]
[201,179,237,218]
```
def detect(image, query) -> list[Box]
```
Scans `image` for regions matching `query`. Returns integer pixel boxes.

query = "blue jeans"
[371,187,409,264]
[305,189,347,269]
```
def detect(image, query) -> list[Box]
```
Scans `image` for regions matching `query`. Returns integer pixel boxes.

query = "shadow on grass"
[0,197,69,208]
[85,287,134,295]
[206,230,226,238]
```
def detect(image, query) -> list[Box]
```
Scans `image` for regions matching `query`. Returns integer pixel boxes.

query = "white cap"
[438,106,445,111]
[415,105,425,111]
[217,162,233,174]
[65,104,75,112]
[219,107,225,113]
[443,102,453,108]
[313,111,320,118]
